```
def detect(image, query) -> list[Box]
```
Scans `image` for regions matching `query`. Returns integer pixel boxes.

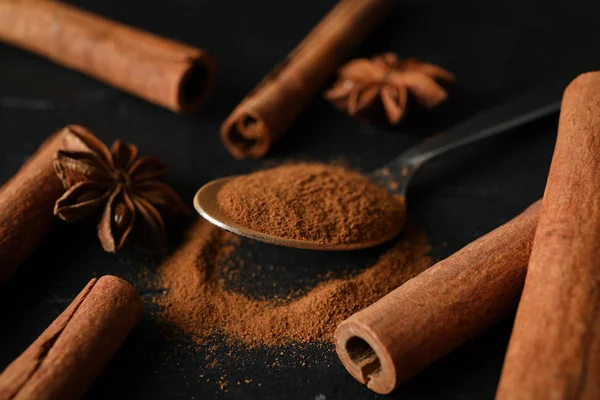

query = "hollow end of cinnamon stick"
[177,52,217,113]
[220,111,271,159]
[335,321,397,394]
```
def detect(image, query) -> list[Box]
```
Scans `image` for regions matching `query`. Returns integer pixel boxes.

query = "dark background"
[1,0,600,398]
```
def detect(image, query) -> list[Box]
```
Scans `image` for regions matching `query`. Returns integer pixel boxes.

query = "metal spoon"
[195,83,563,250]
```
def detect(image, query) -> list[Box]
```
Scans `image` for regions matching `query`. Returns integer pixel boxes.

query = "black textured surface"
[1,0,600,399]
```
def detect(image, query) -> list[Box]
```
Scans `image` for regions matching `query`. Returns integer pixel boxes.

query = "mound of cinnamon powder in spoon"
[217,163,404,245]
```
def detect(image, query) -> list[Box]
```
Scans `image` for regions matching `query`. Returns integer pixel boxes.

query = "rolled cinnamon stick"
[496,73,600,400]
[220,0,393,159]
[0,0,215,113]
[335,201,541,394]
[0,130,64,283]
[0,275,142,400]
[0,125,95,283]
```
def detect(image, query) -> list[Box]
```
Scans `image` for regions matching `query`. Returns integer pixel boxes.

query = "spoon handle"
[401,84,563,166]
[373,81,565,193]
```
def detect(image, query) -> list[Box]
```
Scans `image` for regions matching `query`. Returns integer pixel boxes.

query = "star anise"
[325,53,455,124]
[53,125,189,254]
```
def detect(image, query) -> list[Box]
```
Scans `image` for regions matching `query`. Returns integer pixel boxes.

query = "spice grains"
[154,219,431,346]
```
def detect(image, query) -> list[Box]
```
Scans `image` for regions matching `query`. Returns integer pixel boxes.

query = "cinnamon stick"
[0,0,216,113]
[496,72,600,400]
[0,275,142,400]
[220,0,393,159]
[335,201,541,394]
[0,129,67,283]
[0,125,96,283]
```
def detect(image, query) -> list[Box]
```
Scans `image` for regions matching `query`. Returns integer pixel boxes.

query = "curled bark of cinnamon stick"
[0,131,63,283]
[496,72,600,400]
[220,0,393,159]
[0,275,142,400]
[0,125,94,284]
[335,201,541,394]
[0,0,216,113]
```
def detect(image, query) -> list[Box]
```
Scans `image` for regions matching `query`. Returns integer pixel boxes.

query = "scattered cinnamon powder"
[216,163,405,245]
[154,218,431,346]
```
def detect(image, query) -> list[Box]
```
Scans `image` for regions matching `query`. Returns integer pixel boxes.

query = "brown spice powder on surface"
[216,163,404,245]
[154,218,431,346]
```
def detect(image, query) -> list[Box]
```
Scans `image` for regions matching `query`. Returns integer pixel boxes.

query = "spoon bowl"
[195,83,562,250]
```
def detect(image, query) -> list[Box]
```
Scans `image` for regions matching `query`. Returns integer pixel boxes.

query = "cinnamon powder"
[154,218,431,346]
[216,163,404,245]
